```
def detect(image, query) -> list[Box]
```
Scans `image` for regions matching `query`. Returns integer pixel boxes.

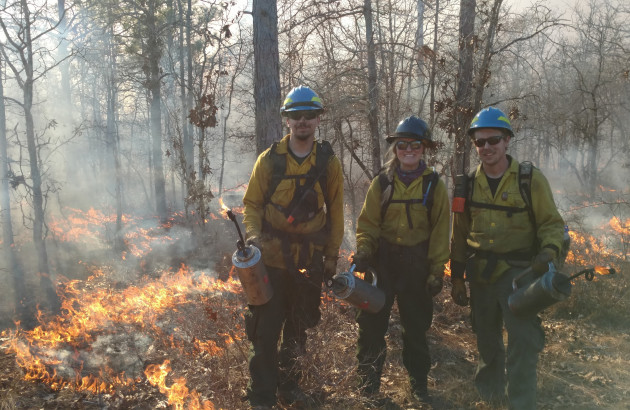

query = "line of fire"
[0,190,627,408]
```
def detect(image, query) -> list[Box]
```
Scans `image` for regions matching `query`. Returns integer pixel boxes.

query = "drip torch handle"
[512,266,533,292]
[227,208,246,246]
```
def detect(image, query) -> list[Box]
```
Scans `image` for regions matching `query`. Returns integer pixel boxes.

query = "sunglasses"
[286,111,320,120]
[473,135,504,147]
[396,140,424,151]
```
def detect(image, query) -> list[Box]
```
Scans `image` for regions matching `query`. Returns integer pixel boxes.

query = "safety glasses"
[473,135,504,147]
[286,110,320,120]
[395,140,424,151]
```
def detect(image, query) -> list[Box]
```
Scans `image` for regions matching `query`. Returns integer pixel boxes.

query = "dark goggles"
[473,135,504,147]
[395,140,424,151]
[285,110,320,120]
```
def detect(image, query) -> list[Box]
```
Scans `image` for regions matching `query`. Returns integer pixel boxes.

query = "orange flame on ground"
[145,360,214,410]
[609,217,630,236]
[1,265,243,399]
[49,207,181,260]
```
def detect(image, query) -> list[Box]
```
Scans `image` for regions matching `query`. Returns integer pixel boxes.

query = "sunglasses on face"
[286,111,320,120]
[395,140,424,151]
[473,135,504,147]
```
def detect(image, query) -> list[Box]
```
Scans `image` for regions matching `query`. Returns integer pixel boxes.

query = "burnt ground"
[0,211,628,409]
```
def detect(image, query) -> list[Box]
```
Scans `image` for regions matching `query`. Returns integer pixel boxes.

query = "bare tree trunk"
[21,3,60,313]
[472,0,502,109]
[185,0,194,173]
[364,0,381,175]
[105,33,125,252]
[453,0,476,176]
[0,51,31,325]
[253,0,282,154]
[218,57,240,195]
[429,0,439,124]
[146,5,168,222]
[416,0,425,113]
[57,0,70,107]
[176,0,193,212]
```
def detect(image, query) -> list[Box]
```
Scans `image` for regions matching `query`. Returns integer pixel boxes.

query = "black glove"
[351,252,370,272]
[532,248,555,277]
[451,278,469,306]
[324,257,337,286]
[426,273,444,297]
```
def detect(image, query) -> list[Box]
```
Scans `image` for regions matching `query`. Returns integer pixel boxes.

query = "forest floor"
[0,213,628,410]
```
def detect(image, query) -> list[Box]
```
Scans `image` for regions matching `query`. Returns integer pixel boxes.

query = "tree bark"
[364,0,381,176]
[453,0,476,176]
[146,3,168,222]
[253,0,282,154]
[21,1,60,313]
[0,50,30,324]
[416,0,425,113]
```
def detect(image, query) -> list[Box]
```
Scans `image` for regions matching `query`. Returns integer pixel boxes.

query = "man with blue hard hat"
[449,106,565,409]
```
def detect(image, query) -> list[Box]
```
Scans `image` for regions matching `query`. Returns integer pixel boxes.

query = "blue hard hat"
[386,115,434,147]
[468,107,513,137]
[280,85,324,114]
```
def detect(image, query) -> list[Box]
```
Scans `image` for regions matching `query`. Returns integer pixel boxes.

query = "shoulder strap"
[379,170,438,224]
[265,140,334,205]
[314,140,334,199]
[466,164,536,222]
[425,171,438,220]
[466,170,475,216]
[378,172,394,220]
[518,161,536,227]
[264,142,284,204]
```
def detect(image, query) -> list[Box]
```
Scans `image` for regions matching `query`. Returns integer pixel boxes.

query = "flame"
[1,264,244,401]
[594,265,614,276]
[145,360,214,410]
[609,217,630,236]
[598,185,617,192]
[49,207,181,260]
[218,197,230,218]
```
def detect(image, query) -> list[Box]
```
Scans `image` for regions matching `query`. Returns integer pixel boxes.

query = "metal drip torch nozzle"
[329,264,353,290]
[559,266,617,284]
[226,208,247,255]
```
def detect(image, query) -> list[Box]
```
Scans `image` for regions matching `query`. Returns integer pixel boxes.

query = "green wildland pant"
[244,254,323,407]
[470,267,545,409]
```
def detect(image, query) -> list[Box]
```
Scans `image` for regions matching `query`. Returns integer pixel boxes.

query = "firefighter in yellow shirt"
[352,115,450,404]
[450,107,565,409]
[242,86,343,409]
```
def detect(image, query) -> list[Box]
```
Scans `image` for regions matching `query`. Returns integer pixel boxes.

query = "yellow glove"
[451,277,469,306]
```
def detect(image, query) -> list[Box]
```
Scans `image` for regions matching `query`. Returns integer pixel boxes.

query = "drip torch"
[226,208,273,305]
[508,263,616,317]
[329,264,386,314]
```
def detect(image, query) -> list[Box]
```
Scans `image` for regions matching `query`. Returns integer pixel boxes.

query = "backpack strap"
[378,172,394,220]
[264,142,284,205]
[379,169,438,229]
[422,170,439,222]
[518,161,536,227]
[468,168,530,218]
[264,140,333,206]
[314,140,334,200]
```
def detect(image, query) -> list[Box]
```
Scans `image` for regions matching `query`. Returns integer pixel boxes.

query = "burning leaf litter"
[1,263,244,409]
